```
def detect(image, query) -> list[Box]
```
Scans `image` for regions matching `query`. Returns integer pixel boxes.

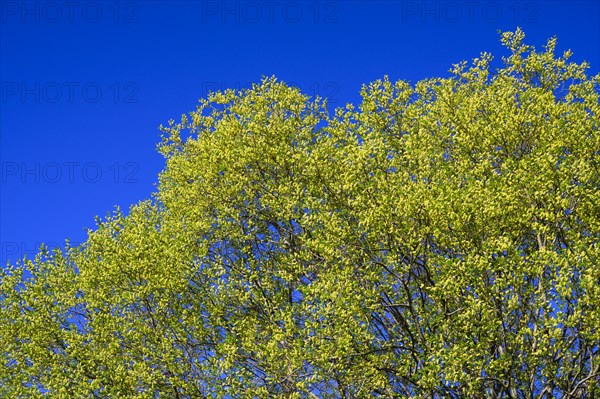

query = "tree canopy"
[1,29,599,398]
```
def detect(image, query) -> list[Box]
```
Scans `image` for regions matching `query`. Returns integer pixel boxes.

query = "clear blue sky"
[1,0,599,265]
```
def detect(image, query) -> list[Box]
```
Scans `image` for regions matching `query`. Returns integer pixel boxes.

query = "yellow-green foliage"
[2,29,599,398]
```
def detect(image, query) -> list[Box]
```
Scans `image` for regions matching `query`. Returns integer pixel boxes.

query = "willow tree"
[1,29,599,398]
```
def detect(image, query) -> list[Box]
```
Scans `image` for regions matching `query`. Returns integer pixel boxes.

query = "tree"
[1,28,599,398]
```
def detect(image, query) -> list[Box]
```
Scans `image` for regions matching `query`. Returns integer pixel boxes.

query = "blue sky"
[1,0,599,265]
